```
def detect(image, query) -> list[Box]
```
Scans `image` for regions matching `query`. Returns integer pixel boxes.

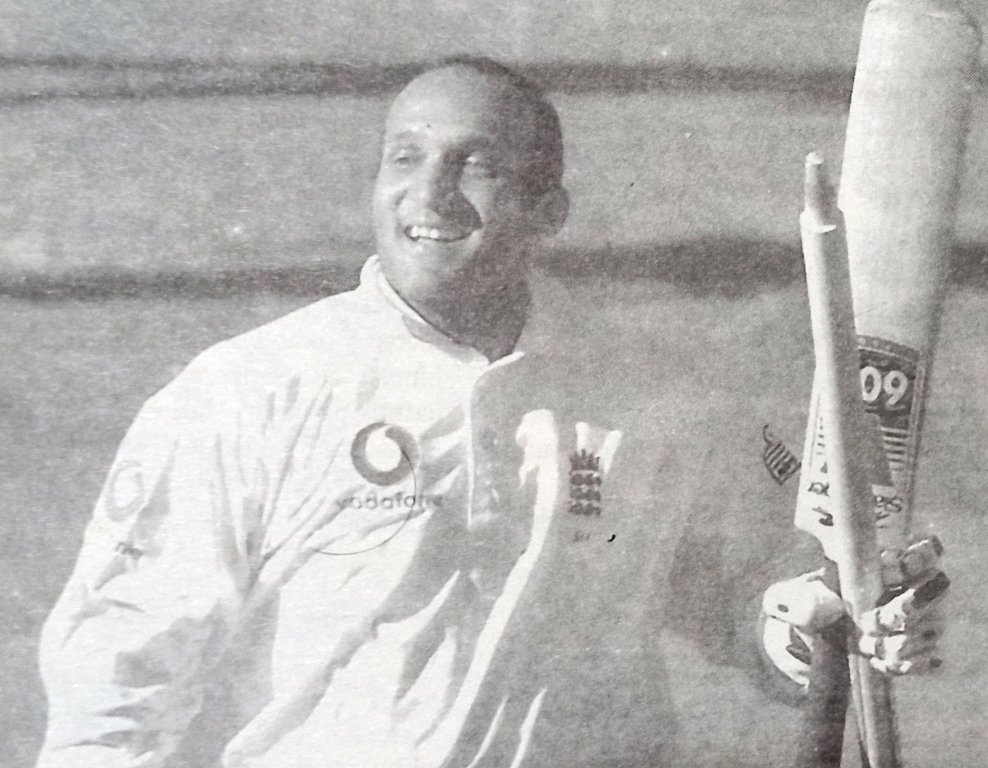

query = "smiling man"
[35,57,945,768]
[373,60,568,361]
[36,58,632,768]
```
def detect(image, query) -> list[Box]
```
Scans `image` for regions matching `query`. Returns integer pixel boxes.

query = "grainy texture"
[2,2,986,767]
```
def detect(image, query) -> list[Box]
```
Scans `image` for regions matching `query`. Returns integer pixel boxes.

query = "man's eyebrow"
[383,130,422,144]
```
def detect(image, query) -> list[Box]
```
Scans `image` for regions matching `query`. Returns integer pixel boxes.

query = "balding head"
[372,57,569,357]
[393,57,565,200]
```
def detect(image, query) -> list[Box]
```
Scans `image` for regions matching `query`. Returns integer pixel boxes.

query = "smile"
[404,224,472,243]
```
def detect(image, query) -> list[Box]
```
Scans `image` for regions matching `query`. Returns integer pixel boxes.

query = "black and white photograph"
[1,2,986,767]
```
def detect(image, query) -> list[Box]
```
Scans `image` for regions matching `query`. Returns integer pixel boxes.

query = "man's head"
[372,57,568,332]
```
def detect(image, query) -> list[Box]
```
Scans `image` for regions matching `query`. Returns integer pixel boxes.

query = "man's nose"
[408,159,460,213]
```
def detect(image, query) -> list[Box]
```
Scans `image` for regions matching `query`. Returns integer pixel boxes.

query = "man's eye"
[387,149,418,167]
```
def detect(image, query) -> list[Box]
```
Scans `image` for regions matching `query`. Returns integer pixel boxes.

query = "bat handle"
[794,563,851,768]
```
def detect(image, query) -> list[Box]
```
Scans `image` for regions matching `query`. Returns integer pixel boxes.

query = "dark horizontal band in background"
[0,56,873,105]
[3,239,986,300]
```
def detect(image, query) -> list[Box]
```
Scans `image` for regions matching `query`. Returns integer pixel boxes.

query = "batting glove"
[761,537,948,688]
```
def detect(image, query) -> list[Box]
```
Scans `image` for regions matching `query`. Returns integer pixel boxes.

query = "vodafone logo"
[350,422,420,486]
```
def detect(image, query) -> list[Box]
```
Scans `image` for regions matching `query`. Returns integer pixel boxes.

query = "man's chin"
[375,258,451,308]
[377,244,527,305]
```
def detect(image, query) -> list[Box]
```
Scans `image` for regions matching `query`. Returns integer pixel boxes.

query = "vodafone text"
[336,489,443,510]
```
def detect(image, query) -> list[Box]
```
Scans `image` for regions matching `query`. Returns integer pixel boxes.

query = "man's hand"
[859,536,948,675]
[761,537,949,687]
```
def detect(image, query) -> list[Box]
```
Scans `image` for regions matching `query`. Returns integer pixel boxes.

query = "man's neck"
[457,280,531,361]
[402,279,531,362]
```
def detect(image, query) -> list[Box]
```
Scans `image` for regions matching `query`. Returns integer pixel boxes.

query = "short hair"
[411,55,565,200]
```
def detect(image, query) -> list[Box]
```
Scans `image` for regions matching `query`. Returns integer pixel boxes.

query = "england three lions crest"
[566,422,622,516]
[569,449,603,515]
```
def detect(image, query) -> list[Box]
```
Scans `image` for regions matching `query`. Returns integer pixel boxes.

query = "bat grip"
[794,563,852,768]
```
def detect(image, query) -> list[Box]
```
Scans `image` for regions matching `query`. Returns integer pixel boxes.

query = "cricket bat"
[792,1,981,766]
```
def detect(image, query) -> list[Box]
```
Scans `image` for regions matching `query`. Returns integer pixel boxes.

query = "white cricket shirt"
[37,257,692,768]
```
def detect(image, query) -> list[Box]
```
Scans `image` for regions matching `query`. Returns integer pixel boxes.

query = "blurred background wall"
[1,0,987,286]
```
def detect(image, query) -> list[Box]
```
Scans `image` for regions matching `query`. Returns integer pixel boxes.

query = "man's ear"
[529,186,569,237]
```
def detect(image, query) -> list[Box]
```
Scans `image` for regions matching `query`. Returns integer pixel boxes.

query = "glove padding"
[762,537,948,685]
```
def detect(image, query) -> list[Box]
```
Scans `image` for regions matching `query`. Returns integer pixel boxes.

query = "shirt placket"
[463,357,528,605]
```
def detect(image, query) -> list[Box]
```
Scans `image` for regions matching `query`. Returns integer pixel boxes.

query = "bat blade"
[796,0,981,572]
[798,155,898,768]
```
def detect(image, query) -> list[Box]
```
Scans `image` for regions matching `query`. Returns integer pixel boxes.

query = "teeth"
[407,225,465,242]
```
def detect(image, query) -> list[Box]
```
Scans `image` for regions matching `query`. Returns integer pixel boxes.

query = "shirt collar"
[358,256,535,367]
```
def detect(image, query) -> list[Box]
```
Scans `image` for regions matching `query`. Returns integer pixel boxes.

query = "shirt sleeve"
[36,356,258,768]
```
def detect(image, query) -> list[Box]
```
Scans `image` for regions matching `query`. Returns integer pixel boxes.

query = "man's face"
[373,67,557,317]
